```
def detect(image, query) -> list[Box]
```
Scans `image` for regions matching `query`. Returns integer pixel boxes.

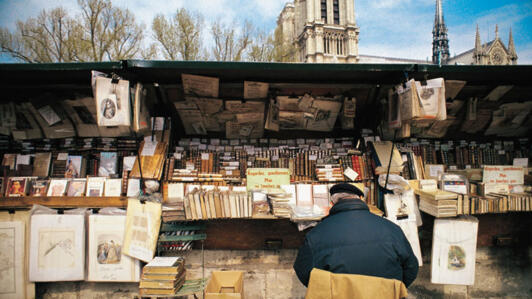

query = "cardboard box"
[205,271,244,299]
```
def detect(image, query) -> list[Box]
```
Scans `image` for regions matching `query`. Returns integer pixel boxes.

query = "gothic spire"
[495,24,499,39]
[508,27,517,57]
[435,0,444,25]
[432,0,450,64]
[475,24,482,53]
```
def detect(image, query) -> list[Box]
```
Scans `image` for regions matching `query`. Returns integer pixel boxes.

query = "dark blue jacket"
[293,198,419,287]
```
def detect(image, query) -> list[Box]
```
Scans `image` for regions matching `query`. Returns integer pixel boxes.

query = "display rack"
[0,196,128,208]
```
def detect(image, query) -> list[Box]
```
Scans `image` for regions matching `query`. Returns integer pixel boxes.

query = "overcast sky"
[0,0,531,63]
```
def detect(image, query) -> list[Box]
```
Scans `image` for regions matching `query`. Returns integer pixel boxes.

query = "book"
[66,179,86,197]
[104,178,122,196]
[6,177,28,197]
[98,152,118,177]
[86,177,105,197]
[143,257,185,274]
[65,155,83,178]
[47,179,69,196]
[32,152,52,177]
[29,179,49,196]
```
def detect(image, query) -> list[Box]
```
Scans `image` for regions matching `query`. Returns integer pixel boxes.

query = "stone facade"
[277,0,519,65]
[448,25,518,65]
[277,0,359,63]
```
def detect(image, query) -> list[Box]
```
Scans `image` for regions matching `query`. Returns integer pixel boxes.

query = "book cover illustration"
[6,177,27,197]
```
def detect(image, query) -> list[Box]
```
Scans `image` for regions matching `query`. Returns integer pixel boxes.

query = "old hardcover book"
[32,153,52,177]
[47,179,68,196]
[104,178,122,197]
[143,257,185,274]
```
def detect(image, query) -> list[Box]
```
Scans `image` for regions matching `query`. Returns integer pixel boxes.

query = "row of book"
[2,151,137,179]
[456,193,532,215]
[399,138,530,169]
[5,136,139,154]
[1,176,140,198]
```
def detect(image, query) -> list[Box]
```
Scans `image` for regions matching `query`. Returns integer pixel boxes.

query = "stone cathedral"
[277,0,519,65]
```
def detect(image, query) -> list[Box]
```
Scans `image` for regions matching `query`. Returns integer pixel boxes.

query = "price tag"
[201,153,210,160]
[174,153,182,160]
[198,144,207,150]
[309,155,317,161]
[498,150,505,155]
[450,165,457,170]
[465,165,472,169]
[272,155,279,161]
[57,153,68,160]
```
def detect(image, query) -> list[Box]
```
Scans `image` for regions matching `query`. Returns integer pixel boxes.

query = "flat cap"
[329,183,364,197]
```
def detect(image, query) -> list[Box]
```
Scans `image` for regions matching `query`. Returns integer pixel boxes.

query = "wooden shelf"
[0,196,129,209]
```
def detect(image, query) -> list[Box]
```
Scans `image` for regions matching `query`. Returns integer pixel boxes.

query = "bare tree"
[152,8,203,61]
[0,0,147,62]
[211,19,253,62]
[0,8,80,63]
[77,0,145,61]
[248,29,275,62]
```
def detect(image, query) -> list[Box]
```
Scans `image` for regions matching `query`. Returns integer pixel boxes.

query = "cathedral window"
[333,0,340,24]
[321,0,327,22]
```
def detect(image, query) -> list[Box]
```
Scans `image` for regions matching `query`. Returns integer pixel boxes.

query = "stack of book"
[417,189,458,217]
[162,183,186,222]
[139,256,186,296]
[268,191,293,218]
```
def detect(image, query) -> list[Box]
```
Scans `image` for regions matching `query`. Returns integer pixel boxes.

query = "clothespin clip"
[402,71,409,89]
[110,73,120,84]
[57,208,64,215]
[421,74,429,86]
[8,209,15,214]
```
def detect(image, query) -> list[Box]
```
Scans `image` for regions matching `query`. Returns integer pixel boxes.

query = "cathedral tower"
[432,0,450,64]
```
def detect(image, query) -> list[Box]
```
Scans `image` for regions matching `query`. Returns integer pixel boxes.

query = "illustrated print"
[448,245,466,270]
[38,230,75,269]
[101,98,116,119]
[97,234,122,264]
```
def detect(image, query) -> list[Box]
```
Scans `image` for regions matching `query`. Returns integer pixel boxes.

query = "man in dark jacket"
[293,183,418,287]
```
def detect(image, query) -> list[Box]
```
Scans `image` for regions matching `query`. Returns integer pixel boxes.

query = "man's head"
[329,183,365,205]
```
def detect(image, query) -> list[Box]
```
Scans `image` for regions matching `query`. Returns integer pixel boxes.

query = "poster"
[122,199,162,262]
[431,216,478,285]
[29,214,85,281]
[88,215,141,282]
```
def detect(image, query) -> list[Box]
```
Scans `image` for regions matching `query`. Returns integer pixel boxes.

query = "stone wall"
[37,247,532,299]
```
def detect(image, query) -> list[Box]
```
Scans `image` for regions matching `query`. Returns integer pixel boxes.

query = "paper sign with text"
[246,168,290,191]
[482,166,524,185]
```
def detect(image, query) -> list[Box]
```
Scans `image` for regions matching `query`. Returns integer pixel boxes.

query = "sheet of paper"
[243,81,269,99]
[122,199,162,263]
[0,221,25,298]
[123,156,137,171]
[141,141,158,156]
[181,74,219,98]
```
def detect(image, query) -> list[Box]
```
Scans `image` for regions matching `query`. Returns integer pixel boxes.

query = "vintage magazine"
[6,177,27,197]
[122,199,162,262]
[29,180,49,197]
[94,77,131,127]
[104,178,123,197]
[87,215,141,282]
[29,214,85,281]
[99,152,118,177]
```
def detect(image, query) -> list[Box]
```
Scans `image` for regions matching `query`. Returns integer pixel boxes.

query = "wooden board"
[0,196,128,209]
